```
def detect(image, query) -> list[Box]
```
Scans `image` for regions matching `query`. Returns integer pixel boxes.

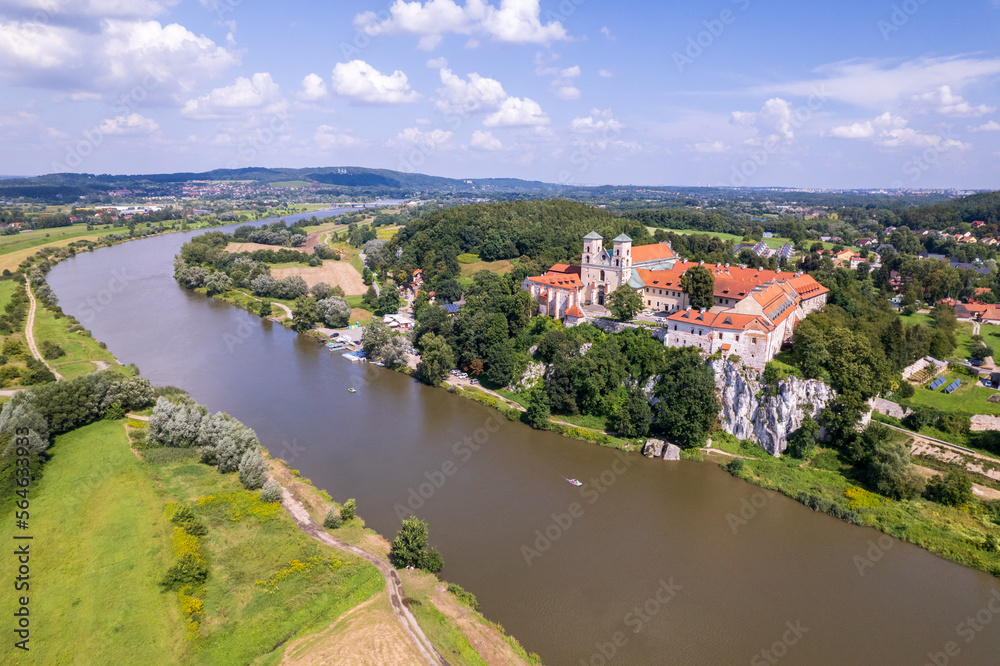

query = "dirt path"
[973,321,981,336]
[24,282,63,381]
[279,489,445,666]
[911,463,1000,500]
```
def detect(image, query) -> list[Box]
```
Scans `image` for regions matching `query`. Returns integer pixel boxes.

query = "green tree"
[852,424,922,500]
[340,498,356,521]
[258,299,272,318]
[415,333,455,386]
[375,290,401,316]
[522,388,551,429]
[361,318,392,358]
[389,515,444,573]
[485,342,518,387]
[609,387,653,438]
[291,296,320,332]
[681,265,715,310]
[323,506,342,529]
[607,287,643,321]
[786,415,819,458]
[652,348,720,447]
[925,469,973,507]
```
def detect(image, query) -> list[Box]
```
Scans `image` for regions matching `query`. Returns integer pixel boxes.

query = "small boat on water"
[326,343,344,350]
[347,388,357,393]
[566,478,583,487]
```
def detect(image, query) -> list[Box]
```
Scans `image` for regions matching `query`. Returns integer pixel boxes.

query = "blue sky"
[1,0,998,188]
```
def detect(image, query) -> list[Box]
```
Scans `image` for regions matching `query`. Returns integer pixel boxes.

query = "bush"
[724,458,746,477]
[171,505,208,537]
[160,553,209,591]
[447,583,480,611]
[323,506,342,529]
[390,515,444,572]
[238,447,267,490]
[340,498,356,521]
[925,469,973,507]
[259,478,283,503]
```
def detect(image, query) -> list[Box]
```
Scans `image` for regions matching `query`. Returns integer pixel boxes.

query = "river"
[47,211,1000,665]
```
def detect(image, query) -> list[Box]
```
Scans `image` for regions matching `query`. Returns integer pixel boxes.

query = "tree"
[389,515,444,572]
[436,278,463,304]
[681,265,715,310]
[852,424,922,500]
[361,317,392,358]
[340,498,356,521]
[485,342,518,387]
[204,271,232,295]
[522,388,551,429]
[382,336,409,369]
[323,506,342,529]
[260,478,282,503]
[653,348,720,447]
[317,296,351,328]
[607,287,643,321]
[786,415,819,458]
[415,333,454,386]
[291,296,320,332]
[250,274,276,297]
[609,387,652,438]
[238,447,268,490]
[258,300,272,318]
[311,282,332,300]
[375,290,401,316]
[925,469,973,507]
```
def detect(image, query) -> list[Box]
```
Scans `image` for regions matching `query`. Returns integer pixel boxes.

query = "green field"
[31,301,121,379]
[0,417,387,665]
[646,227,858,252]
[270,180,313,188]
[901,371,999,414]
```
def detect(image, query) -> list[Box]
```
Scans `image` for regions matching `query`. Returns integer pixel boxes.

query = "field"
[224,242,308,254]
[457,253,514,277]
[271,260,367,295]
[0,416,394,665]
[646,227,859,252]
[31,301,121,379]
[901,371,1000,414]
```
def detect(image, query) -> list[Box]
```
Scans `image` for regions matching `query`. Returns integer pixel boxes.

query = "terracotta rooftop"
[631,242,675,264]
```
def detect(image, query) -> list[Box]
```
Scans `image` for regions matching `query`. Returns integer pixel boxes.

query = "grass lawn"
[459,259,514,277]
[0,420,185,664]
[32,302,121,379]
[0,415,388,665]
[901,371,1000,414]
[551,411,608,431]
[0,279,19,309]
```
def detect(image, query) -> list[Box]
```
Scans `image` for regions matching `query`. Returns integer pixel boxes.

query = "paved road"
[280,489,445,666]
[24,281,63,381]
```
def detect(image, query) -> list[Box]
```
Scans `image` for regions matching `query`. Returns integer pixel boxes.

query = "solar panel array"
[944,380,961,394]
[928,377,946,390]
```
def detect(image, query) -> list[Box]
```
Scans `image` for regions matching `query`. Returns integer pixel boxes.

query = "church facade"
[521,231,828,369]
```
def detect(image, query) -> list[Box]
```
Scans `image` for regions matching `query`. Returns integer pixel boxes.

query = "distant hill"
[897,191,1000,229]
[0,166,568,202]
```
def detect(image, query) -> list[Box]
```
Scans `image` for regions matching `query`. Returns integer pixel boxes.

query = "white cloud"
[730,98,796,144]
[692,140,728,153]
[434,67,508,115]
[181,73,283,119]
[426,56,448,69]
[396,127,453,148]
[97,112,159,135]
[749,56,1000,110]
[911,85,995,117]
[354,0,568,48]
[331,60,420,105]
[969,120,1000,133]
[314,125,361,149]
[483,96,549,127]
[826,111,970,150]
[570,108,623,134]
[298,73,328,102]
[600,26,615,41]
[534,54,581,100]
[597,69,613,78]
[469,129,503,150]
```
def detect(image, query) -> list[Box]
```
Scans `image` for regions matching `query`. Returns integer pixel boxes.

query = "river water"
[47,211,1000,665]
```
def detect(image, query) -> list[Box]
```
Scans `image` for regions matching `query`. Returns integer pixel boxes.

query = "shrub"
[447,583,480,611]
[171,505,208,537]
[160,553,209,591]
[323,506,342,529]
[340,498,356,521]
[390,515,444,572]
[238,447,267,490]
[259,478,283,503]
[724,458,746,477]
[925,469,973,507]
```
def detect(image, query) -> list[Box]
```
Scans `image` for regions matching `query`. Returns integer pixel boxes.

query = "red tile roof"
[526,273,584,289]
[666,308,772,332]
[565,305,584,318]
[631,242,675,264]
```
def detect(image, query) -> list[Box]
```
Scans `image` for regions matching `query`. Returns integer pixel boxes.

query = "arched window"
[600,270,605,281]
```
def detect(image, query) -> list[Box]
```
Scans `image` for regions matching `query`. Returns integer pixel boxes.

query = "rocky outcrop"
[710,360,836,457]
[512,360,546,391]
[642,438,681,460]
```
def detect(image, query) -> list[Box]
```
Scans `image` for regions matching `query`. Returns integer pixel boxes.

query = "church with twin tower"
[580,231,633,306]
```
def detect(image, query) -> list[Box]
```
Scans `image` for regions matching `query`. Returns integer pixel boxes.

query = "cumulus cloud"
[314,124,361,150]
[331,60,420,105]
[691,140,728,153]
[396,127,453,148]
[181,72,283,119]
[469,129,502,150]
[483,96,549,127]
[969,120,1000,132]
[570,108,623,134]
[354,0,568,49]
[730,98,796,144]
[911,85,995,117]
[298,73,328,102]
[434,67,508,115]
[826,111,970,150]
[97,112,159,135]
[534,53,581,100]
[597,69,613,78]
